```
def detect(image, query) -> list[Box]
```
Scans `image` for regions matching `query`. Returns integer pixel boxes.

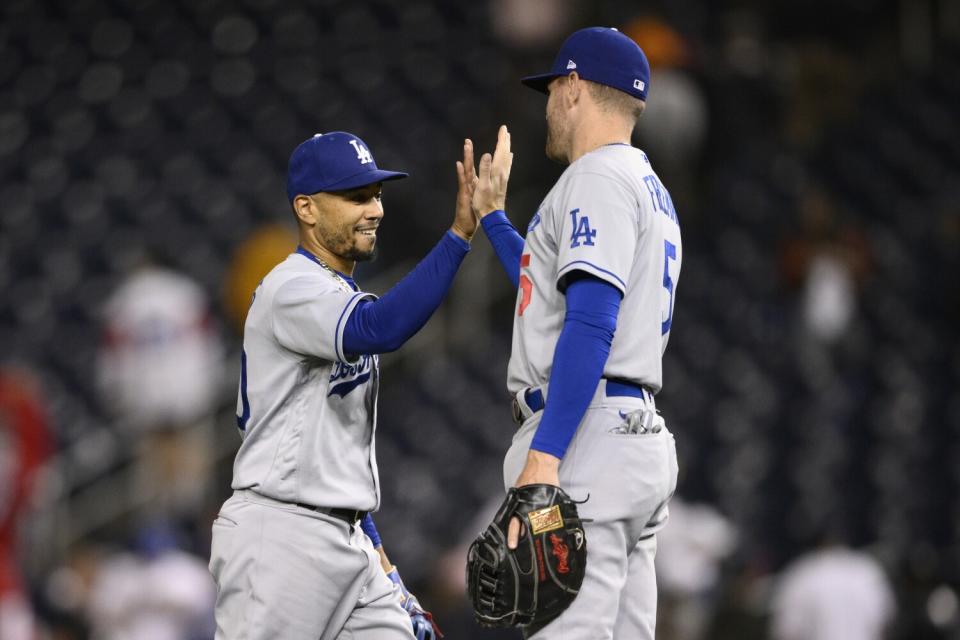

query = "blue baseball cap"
[521,27,651,101]
[286,131,408,202]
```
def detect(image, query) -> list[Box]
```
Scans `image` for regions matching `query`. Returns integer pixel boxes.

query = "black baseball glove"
[466,484,587,632]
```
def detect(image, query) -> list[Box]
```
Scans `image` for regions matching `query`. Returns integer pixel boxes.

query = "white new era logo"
[566,59,577,70]
[633,79,645,91]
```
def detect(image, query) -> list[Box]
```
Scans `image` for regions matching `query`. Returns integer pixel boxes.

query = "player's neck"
[568,119,633,164]
[299,235,355,276]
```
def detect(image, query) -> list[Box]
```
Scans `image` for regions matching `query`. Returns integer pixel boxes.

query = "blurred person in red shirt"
[0,368,54,640]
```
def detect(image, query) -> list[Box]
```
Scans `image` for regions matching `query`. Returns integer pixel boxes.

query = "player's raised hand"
[451,138,478,242]
[472,124,513,218]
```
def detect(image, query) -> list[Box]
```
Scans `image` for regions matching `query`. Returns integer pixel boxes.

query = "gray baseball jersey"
[232,250,381,511]
[507,143,682,394]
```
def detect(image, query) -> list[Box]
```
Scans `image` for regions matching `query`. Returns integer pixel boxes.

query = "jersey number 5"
[661,240,678,335]
[518,254,532,316]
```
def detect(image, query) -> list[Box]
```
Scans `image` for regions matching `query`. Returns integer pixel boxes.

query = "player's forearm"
[342,231,469,355]
[530,277,621,459]
[480,210,524,289]
[360,513,383,546]
[360,514,394,572]
[376,547,393,573]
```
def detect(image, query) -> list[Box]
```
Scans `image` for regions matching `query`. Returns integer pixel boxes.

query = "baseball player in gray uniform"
[472,28,681,638]
[210,131,481,639]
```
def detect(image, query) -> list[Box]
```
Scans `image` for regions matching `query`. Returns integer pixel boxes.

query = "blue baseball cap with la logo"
[521,27,651,101]
[286,131,408,202]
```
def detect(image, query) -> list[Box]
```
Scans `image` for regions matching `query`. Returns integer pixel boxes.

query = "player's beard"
[346,243,378,263]
[319,225,378,263]
[545,113,570,164]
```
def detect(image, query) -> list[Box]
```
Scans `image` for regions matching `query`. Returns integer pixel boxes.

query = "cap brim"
[521,73,560,94]
[325,169,409,192]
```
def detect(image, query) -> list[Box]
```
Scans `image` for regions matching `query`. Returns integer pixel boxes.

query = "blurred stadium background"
[1,0,959,638]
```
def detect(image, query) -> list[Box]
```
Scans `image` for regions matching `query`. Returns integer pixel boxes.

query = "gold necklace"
[297,246,354,293]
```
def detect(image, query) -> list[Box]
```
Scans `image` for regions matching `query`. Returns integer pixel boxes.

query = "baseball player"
[472,27,682,638]
[210,131,481,639]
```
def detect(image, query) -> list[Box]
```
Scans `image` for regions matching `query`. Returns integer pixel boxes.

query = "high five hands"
[451,124,514,244]
[472,125,513,219]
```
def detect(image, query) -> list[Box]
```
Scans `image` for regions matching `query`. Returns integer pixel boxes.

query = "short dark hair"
[586,81,646,120]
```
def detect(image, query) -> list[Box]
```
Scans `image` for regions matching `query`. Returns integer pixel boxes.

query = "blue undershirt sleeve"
[360,513,382,548]
[480,210,524,289]
[342,231,469,355]
[529,275,622,459]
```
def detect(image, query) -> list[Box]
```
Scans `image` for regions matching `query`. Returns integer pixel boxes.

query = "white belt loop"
[512,388,532,420]
[511,384,547,424]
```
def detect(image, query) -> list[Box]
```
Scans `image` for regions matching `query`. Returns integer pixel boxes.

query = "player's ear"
[566,72,582,106]
[292,194,318,225]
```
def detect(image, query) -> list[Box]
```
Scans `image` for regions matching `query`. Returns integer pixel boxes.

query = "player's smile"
[355,224,379,238]
[351,219,379,250]
[300,182,384,272]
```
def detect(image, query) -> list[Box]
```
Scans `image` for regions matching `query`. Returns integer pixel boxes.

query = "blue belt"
[522,378,650,414]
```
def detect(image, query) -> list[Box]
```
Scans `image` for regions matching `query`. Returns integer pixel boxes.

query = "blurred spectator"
[770,543,896,640]
[86,538,215,640]
[781,184,870,343]
[705,560,772,640]
[96,261,223,520]
[626,16,709,200]
[97,262,223,431]
[490,0,575,49]
[656,497,738,640]
[0,367,54,640]
[222,223,297,334]
[39,536,215,640]
[800,251,857,343]
[40,544,103,639]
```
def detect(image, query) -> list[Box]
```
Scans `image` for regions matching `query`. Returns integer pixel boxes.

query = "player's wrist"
[386,566,403,585]
[386,567,410,601]
[527,448,561,468]
[449,224,474,243]
[514,449,561,487]
[475,202,504,218]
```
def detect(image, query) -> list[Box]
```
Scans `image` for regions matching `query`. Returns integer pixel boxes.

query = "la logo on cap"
[348,139,373,165]
[566,59,577,70]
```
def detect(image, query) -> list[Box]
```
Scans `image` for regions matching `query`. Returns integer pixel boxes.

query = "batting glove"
[386,566,443,639]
